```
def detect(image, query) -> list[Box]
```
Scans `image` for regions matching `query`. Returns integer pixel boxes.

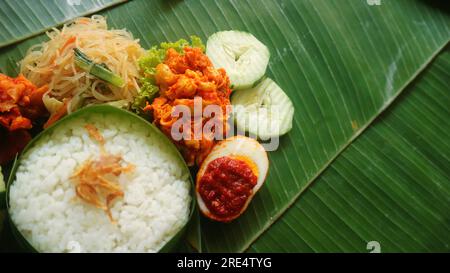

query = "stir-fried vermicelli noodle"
[20,15,145,118]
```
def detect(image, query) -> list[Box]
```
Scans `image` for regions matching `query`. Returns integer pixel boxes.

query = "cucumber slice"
[232,78,294,139]
[206,31,269,90]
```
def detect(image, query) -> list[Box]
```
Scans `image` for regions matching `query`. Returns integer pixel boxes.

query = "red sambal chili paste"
[0,73,47,164]
[198,156,258,221]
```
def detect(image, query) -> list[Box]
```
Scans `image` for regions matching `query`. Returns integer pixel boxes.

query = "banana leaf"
[0,0,449,252]
[0,0,127,48]
[248,48,450,253]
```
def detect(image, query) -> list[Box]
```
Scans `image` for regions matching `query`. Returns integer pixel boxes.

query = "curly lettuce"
[132,36,205,113]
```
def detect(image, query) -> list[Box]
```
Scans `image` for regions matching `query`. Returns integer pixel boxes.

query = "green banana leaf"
[248,48,450,253]
[0,0,127,48]
[0,0,449,252]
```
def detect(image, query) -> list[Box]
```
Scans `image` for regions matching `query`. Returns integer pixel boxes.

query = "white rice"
[8,113,191,253]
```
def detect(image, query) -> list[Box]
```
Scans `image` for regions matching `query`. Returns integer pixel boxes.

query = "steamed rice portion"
[9,113,191,252]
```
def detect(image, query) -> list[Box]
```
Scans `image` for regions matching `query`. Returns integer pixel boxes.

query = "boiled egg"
[196,136,269,222]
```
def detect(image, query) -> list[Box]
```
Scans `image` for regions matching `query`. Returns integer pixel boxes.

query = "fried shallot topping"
[85,123,105,145]
[70,124,134,223]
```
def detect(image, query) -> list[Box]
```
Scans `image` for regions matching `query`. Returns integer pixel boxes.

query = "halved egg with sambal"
[196,136,269,222]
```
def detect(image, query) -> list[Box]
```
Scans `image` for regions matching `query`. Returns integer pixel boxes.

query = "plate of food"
[0,11,294,252]
[1,0,448,254]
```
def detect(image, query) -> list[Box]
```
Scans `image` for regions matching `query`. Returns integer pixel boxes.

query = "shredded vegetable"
[20,15,144,122]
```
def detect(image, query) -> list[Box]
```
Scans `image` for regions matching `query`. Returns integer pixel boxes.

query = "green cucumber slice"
[232,78,294,139]
[206,31,269,90]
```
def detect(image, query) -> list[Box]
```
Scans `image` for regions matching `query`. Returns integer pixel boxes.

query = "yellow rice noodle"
[20,15,145,114]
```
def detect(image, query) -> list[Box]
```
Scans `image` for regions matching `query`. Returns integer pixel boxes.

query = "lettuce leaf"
[132,36,205,113]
